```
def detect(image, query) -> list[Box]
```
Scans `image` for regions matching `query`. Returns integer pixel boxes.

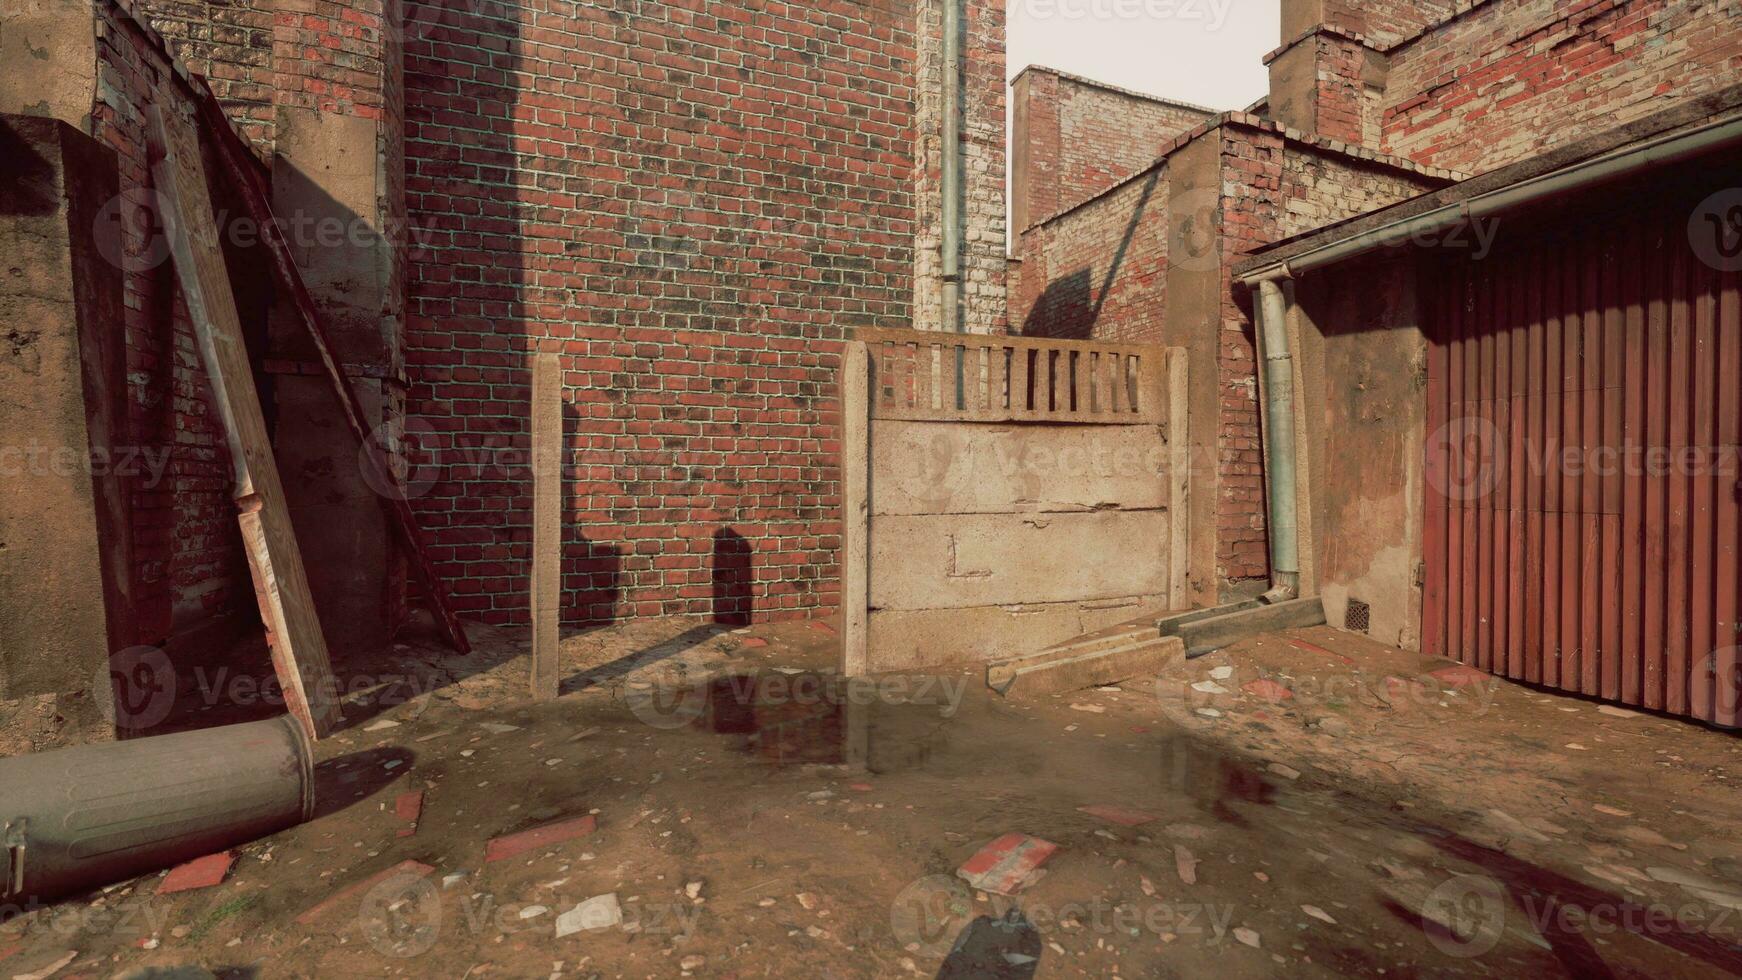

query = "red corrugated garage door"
[1421,187,1741,725]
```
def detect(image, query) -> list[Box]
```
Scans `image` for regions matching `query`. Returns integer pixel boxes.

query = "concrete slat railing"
[853,327,1164,424]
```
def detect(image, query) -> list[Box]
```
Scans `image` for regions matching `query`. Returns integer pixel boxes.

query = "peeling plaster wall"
[1294,252,1428,651]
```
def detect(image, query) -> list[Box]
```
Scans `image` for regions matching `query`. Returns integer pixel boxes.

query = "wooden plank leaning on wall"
[147,99,343,739]
[530,353,562,700]
[188,75,472,657]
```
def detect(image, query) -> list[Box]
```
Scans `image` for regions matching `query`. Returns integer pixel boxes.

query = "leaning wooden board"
[189,75,470,657]
[148,100,342,739]
[529,353,561,700]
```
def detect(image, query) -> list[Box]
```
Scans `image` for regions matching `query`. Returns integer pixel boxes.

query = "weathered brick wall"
[1382,0,1742,173]
[401,0,982,626]
[92,5,256,642]
[912,0,1007,334]
[137,0,275,148]
[1216,128,1450,583]
[1012,116,1446,588]
[1011,166,1170,342]
[1011,67,1213,235]
[1280,144,1447,237]
[87,0,406,647]
[1313,0,1458,49]
[1215,127,1285,584]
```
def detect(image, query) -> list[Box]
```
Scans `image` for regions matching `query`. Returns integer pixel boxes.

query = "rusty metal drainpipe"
[1256,272,1300,603]
[940,0,963,335]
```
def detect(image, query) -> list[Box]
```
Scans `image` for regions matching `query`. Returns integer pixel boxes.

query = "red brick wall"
[400,0,963,626]
[1215,128,1284,584]
[1011,168,1169,342]
[137,0,276,148]
[1316,0,1457,49]
[913,0,1007,334]
[93,7,255,642]
[1382,0,1742,173]
[91,0,404,646]
[1012,68,1213,234]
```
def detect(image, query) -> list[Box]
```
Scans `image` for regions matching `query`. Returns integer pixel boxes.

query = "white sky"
[1006,0,1279,111]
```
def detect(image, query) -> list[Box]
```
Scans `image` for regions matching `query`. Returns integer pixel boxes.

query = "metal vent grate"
[1345,598,1371,634]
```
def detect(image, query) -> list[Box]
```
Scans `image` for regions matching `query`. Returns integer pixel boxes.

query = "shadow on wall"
[713,528,752,625]
[1022,267,1093,338]
[401,0,531,628]
[1020,170,1161,341]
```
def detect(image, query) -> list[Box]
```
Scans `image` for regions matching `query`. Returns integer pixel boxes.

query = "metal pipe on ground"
[0,716,314,903]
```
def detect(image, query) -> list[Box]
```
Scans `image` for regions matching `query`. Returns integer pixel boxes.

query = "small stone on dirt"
[556,894,622,937]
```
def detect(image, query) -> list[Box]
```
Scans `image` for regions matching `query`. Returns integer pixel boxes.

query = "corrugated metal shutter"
[1422,192,1741,724]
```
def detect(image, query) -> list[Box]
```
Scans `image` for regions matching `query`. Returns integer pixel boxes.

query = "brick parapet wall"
[401,0,950,626]
[1011,167,1169,342]
[1009,66,1214,237]
[1381,0,1742,173]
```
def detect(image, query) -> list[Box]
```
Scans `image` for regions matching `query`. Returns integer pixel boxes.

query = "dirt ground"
[4,615,1742,979]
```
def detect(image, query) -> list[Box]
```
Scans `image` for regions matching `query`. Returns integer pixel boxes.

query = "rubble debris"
[9,950,77,980]
[1428,665,1488,689]
[1242,679,1294,702]
[295,860,435,925]
[556,894,623,937]
[1173,845,1199,885]
[1077,804,1158,827]
[957,834,1059,896]
[394,790,424,838]
[156,851,236,895]
[486,815,598,863]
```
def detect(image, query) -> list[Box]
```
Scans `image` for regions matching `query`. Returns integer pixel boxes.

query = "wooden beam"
[840,342,870,677]
[189,76,471,656]
[147,100,342,739]
[530,353,562,700]
[1165,346,1190,611]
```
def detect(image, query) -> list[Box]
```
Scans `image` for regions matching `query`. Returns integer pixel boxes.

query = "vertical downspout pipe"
[940,0,963,335]
[1256,275,1300,602]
